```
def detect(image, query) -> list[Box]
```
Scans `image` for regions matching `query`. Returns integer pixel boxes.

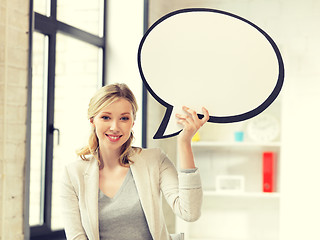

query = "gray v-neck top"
[98,168,153,240]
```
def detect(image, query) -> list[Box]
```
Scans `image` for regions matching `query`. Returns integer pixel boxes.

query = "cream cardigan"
[60,148,202,240]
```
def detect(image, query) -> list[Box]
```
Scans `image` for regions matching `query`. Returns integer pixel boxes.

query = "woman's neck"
[98,147,122,170]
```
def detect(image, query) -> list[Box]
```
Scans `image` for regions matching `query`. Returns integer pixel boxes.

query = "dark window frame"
[142,0,149,149]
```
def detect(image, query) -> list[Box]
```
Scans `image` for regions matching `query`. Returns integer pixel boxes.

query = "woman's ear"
[90,118,95,127]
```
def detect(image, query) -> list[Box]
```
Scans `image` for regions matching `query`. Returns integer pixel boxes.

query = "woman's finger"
[176,114,195,129]
[182,106,208,127]
[200,107,210,125]
[182,106,198,119]
[177,106,210,131]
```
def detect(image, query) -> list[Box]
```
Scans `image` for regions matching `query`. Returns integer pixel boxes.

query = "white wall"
[106,0,145,147]
[0,0,30,239]
[279,0,320,237]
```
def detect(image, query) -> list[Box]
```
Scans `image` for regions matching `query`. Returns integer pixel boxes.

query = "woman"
[60,83,209,240]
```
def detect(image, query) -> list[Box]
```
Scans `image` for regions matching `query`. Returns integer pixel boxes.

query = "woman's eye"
[102,116,110,120]
[121,117,129,121]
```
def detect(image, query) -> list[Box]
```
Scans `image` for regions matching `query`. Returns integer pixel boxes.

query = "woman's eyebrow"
[100,112,130,115]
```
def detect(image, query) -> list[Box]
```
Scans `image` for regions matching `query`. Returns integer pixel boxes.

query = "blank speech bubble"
[138,8,284,139]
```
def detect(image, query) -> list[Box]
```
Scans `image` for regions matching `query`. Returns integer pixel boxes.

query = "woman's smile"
[106,134,122,142]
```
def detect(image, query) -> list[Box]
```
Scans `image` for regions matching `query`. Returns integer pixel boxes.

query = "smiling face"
[91,98,134,153]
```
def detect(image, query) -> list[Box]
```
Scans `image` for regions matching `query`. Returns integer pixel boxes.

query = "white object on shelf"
[215,175,245,193]
[247,113,280,142]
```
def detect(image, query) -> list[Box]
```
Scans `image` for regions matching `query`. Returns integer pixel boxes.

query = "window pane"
[51,33,102,230]
[57,0,104,36]
[29,32,48,226]
[34,0,50,16]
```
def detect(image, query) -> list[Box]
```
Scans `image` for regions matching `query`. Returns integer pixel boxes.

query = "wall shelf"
[177,122,281,240]
[192,141,281,148]
[204,190,280,199]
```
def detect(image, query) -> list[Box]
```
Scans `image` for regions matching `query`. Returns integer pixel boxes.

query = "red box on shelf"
[263,152,276,192]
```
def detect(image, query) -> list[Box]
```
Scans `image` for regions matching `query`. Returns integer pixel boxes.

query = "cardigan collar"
[130,152,156,239]
[83,157,100,240]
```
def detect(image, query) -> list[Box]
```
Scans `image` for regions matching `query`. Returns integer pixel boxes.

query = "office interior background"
[1,0,320,239]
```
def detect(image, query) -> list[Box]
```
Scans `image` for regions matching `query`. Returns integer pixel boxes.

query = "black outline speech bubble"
[138,8,284,139]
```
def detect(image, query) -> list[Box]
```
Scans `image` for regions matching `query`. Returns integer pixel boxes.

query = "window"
[29,32,48,227]
[51,33,102,230]
[28,0,106,238]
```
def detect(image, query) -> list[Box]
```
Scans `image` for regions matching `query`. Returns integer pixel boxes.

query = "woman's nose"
[110,120,119,131]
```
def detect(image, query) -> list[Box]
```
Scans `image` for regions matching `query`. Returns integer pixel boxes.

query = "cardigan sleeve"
[158,150,202,222]
[60,165,88,240]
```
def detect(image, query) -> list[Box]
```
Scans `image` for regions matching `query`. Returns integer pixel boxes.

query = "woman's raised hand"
[176,106,210,143]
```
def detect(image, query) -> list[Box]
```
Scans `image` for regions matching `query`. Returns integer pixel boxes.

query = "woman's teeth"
[106,134,122,141]
[109,136,119,140]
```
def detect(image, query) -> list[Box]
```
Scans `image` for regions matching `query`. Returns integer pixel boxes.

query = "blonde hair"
[77,83,140,168]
